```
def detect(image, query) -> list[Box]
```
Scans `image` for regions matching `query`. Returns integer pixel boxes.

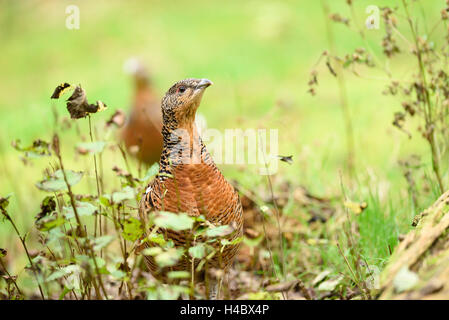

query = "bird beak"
[196,79,213,90]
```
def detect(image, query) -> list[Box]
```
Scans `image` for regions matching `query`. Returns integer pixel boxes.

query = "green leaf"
[76,141,106,154]
[193,215,206,222]
[122,217,143,241]
[46,264,80,282]
[111,186,135,203]
[110,269,126,280]
[46,228,67,244]
[154,211,194,231]
[167,271,190,279]
[89,257,106,270]
[205,225,234,237]
[92,235,114,251]
[243,235,264,247]
[141,163,159,181]
[155,248,184,268]
[142,247,162,256]
[46,270,66,282]
[36,170,83,192]
[188,243,206,259]
[36,216,66,232]
[0,248,7,257]
[59,286,72,300]
[221,236,243,247]
[99,196,112,207]
[147,233,166,245]
[247,291,280,300]
[74,254,90,264]
[148,285,189,300]
[63,201,98,219]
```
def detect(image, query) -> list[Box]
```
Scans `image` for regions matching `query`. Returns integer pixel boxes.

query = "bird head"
[161,78,213,129]
[123,57,151,88]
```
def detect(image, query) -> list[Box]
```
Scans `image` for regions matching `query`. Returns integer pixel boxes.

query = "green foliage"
[76,141,107,154]
[122,217,143,241]
[154,248,184,268]
[205,224,234,237]
[46,265,80,282]
[140,163,160,182]
[63,201,98,218]
[154,211,194,231]
[110,186,135,203]
[11,139,51,159]
[167,271,190,279]
[36,170,83,192]
[188,243,206,259]
[92,235,115,251]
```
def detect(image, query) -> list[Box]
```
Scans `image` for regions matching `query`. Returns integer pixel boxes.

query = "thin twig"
[258,131,286,300]
[88,115,102,237]
[0,257,23,297]
[401,0,445,194]
[322,0,356,178]
[0,210,45,299]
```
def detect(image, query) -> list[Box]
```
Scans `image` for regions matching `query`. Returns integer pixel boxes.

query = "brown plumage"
[121,59,163,164]
[139,78,243,298]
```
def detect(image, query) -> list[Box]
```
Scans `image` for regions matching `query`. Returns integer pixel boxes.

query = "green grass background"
[0,0,445,285]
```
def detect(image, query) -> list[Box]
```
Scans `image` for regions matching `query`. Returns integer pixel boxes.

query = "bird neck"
[162,120,202,157]
[135,76,151,90]
[158,120,213,178]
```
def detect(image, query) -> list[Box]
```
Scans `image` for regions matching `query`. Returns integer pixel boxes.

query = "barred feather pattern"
[139,159,243,275]
[138,78,243,278]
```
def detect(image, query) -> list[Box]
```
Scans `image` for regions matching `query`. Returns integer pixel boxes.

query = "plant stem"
[56,150,85,237]
[336,242,367,300]
[0,209,45,299]
[0,257,23,297]
[258,131,286,300]
[322,0,356,178]
[88,115,102,237]
[402,0,445,194]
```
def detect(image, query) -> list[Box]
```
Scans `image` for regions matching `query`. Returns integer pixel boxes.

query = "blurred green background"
[0,0,444,275]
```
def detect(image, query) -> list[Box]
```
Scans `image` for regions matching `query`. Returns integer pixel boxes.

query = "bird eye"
[177,86,186,94]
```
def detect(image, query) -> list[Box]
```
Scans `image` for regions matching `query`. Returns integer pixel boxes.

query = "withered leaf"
[11,139,51,158]
[52,84,107,119]
[2,275,17,283]
[326,60,337,77]
[112,165,138,186]
[0,195,11,211]
[344,200,368,215]
[106,109,126,128]
[76,141,106,155]
[318,276,343,291]
[35,196,56,222]
[265,280,299,292]
[66,86,107,119]
[51,83,71,99]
